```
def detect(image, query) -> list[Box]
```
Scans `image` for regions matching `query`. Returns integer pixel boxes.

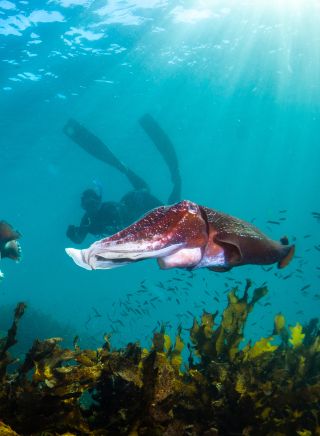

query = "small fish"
[282,273,293,280]
[267,220,280,225]
[300,284,311,292]
[92,307,102,317]
[85,316,92,329]
[114,319,124,327]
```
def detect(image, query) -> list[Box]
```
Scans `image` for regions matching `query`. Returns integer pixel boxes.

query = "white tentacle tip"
[65,247,92,270]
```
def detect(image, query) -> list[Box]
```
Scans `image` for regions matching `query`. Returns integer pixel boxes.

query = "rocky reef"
[0,280,319,435]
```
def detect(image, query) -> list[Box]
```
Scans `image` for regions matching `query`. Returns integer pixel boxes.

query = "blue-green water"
[1,0,319,351]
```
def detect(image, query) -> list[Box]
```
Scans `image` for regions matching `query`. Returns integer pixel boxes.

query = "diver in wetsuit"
[64,115,181,244]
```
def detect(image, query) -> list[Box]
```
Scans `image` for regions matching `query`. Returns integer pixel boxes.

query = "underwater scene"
[1,0,320,434]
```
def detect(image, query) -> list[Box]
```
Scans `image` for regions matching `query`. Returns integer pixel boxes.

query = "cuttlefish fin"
[277,241,295,269]
[273,235,295,269]
[212,235,242,265]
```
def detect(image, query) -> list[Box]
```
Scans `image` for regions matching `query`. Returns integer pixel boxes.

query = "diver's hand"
[66,225,86,244]
[66,225,77,241]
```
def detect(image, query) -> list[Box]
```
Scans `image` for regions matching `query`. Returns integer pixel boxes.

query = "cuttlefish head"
[0,221,22,262]
[66,201,208,270]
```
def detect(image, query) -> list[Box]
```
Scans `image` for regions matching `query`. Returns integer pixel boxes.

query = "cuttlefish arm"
[0,221,22,261]
[66,200,295,272]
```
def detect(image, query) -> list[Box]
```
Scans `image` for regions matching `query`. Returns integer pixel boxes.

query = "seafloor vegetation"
[0,280,319,436]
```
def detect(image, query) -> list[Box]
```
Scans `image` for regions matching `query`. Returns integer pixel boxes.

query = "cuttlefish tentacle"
[66,200,295,272]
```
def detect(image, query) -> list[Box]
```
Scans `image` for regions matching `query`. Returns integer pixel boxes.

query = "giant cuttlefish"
[66,200,295,273]
[0,221,22,280]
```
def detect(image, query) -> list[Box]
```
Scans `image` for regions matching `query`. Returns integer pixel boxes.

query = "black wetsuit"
[67,189,161,244]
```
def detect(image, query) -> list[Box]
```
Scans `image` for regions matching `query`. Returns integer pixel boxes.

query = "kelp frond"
[0,281,319,435]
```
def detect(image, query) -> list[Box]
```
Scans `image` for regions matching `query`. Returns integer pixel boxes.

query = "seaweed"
[0,281,319,435]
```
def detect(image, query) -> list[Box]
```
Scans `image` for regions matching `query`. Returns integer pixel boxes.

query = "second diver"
[64,115,181,244]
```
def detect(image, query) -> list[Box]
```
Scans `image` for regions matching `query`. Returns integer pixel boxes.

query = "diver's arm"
[63,118,149,191]
[66,225,88,244]
[139,114,181,203]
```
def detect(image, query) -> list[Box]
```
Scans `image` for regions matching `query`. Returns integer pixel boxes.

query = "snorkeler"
[0,221,22,280]
[64,115,181,244]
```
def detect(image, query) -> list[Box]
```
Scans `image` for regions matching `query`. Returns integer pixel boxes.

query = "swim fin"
[63,118,148,190]
[139,114,181,203]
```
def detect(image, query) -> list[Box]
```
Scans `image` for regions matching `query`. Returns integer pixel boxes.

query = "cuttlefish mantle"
[66,200,295,273]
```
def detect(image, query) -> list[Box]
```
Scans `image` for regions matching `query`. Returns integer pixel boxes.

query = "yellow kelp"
[0,281,319,435]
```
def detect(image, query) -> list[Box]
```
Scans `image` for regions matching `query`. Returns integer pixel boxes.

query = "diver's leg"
[139,114,181,203]
[63,118,148,190]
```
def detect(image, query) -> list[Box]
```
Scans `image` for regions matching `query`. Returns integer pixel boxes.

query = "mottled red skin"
[103,201,207,249]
